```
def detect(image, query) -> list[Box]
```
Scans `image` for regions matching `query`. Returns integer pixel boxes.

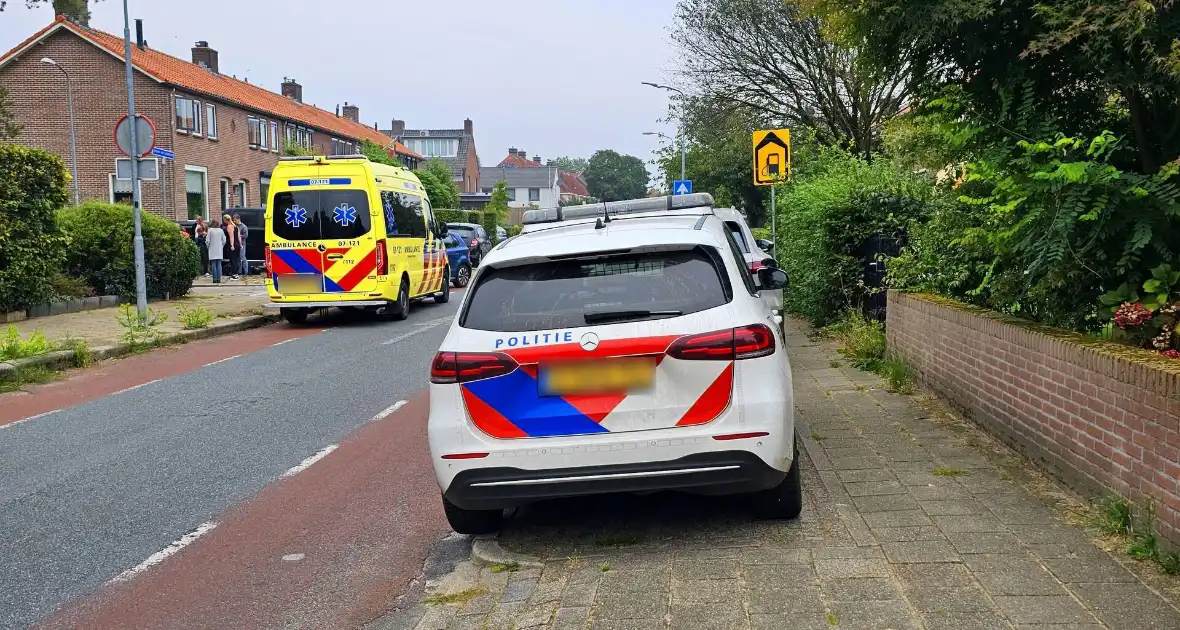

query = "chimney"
[508,146,518,157]
[191,41,218,73]
[517,149,527,158]
[135,19,145,49]
[390,119,406,136]
[463,118,473,134]
[335,104,340,116]
[281,77,302,103]
[533,155,542,164]
[342,102,360,123]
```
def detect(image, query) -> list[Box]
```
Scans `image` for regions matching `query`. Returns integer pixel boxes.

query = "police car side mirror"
[756,239,775,253]
[757,267,789,291]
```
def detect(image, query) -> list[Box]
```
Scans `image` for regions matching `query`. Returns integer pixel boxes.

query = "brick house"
[0,16,423,220]
[382,119,481,194]
[491,148,592,204]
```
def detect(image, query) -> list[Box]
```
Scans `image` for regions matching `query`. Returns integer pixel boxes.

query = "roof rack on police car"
[521,192,715,226]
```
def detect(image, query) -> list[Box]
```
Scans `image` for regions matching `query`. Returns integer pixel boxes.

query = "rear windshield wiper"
[583,309,683,324]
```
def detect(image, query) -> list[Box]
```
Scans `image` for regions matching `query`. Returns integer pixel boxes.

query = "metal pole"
[770,184,777,243]
[161,158,166,218]
[680,134,686,182]
[122,0,147,320]
[61,66,79,206]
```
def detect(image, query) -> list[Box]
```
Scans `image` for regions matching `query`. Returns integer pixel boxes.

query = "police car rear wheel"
[442,496,502,535]
[751,442,802,520]
[281,308,308,325]
[391,278,410,321]
[435,267,451,303]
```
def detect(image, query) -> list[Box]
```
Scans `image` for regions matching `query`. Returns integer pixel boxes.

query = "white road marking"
[111,379,162,395]
[415,315,457,327]
[282,553,305,562]
[281,444,338,478]
[2,409,60,430]
[372,400,408,422]
[203,354,242,367]
[109,521,218,583]
[271,339,295,347]
[382,319,450,345]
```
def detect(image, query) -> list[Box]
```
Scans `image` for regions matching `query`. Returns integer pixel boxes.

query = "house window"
[269,121,278,152]
[205,103,217,139]
[235,180,248,207]
[260,172,271,207]
[258,119,269,150]
[185,166,208,220]
[220,178,230,212]
[109,174,138,205]
[528,188,540,202]
[507,188,516,202]
[406,138,458,158]
[175,96,200,133]
[248,116,262,146]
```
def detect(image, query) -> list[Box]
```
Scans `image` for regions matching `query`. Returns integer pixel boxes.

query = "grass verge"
[0,365,60,393]
[1090,497,1180,575]
[424,587,485,606]
[824,310,916,394]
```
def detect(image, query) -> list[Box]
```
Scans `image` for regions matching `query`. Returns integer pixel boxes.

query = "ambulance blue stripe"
[323,276,344,293]
[463,369,608,437]
[273,250,319,274]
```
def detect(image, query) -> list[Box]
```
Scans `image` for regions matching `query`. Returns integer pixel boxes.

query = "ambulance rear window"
[460,247,733,332]
[272,190,371,241]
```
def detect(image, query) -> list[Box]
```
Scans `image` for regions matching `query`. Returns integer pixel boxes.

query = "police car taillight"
[431,352,518,384]
[665,325,775,361]
[376,239,388,275]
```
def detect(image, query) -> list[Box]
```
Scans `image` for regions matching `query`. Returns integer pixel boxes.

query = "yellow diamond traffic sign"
[752,129,790,186]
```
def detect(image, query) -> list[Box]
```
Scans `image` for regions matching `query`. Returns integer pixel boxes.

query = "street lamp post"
[643,130,687,184]
[121,0,148,320]
[41,57,79,206]
[641,82,688,182]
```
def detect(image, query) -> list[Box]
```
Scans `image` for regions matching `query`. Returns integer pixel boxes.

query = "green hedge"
[58,202,200,300]
[775,150,934,326]
[434,209,483,225]
[0,145,70,313]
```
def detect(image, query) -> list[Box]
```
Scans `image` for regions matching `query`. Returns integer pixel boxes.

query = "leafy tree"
[360,139,401,167]
[484,180,510,243]
[0,145,69,312]
[421,159,459,208]
[670,0,926,158]
[585,150,649,201]
[0,87,19,142]
[280,139,313,157]
[552,156,588,174]
[4,0,94,24]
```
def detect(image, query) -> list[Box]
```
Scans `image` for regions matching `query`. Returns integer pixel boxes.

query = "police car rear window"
[460,247,732,332]
[272,190,371,241]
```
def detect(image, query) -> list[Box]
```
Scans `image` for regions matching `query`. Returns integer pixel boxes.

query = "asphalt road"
[0,298,461,630]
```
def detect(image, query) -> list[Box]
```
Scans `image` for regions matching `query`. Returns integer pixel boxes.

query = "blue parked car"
[443,232,473,288]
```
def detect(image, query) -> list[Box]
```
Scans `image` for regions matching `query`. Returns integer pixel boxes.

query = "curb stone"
[469,535,544,570]
[0,314,279,380]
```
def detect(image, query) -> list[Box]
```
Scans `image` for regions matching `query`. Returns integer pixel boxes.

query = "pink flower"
[1114,302,1153,329]
[1161,349,1180,359]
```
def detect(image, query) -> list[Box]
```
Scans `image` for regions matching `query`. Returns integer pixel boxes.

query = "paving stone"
[1024,543,1073,559]
[746,584,825,613]
[668,602,747,630]
[909,483,972,501]
[750,612,834,630]
[827,600,920,629]
[815,558,891,579]
[562,583,598,607]
[812,546,884,560]
[872,526,948,542]
[852,493,921,513]
[974,568,1067,596]
[891,562,974,588]
[904,586,995,612]
[527,581,565,606]
[671,579,742,604]
[1010,625,1103,630]
[593,590,667,620]
[599,569,668,595]
[822,577,902,601]
[1042,558,1137,584]
[1068,581,1173,611]
[946,532,1022,555]
[845,480,908,497]
[501,578,538,603]
[919,499,989,516]
[551,606,591,630]
[740,547,811,565]
[881,540,961,563]
[589,620,666,630]
[481,602,525,629]
[920,612,1011,630]
[863,510,934,529]
[830,456,889,470]
[743,563,816,585]
[673,557,739,580]
[837,468,896,483]
[931,514,1009,533]
[1091,606,1180,630]
[515,602,558,628]
[460,592,498,616]
[959,553,1043,573]
[992,595,1096,624]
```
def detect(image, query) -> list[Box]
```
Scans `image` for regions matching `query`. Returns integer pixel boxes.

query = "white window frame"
[269,121,279,153]
[247,116,261,147]
[258,118,268,150]
[184,165,210,220]
[205,103,217,139]
[175,96,200,134]
[107,173,141,204]
[235,180,248,207]
[528,187,541,202]
[220,177,231,212]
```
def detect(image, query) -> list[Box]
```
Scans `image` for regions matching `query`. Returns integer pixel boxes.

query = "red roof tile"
[1,17,422,160]
[559,172,590,197]
[496,153,544,168]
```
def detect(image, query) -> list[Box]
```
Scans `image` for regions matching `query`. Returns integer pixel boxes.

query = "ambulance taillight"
[376,239,388,275]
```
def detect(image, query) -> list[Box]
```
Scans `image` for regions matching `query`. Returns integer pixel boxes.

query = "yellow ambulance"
[263,155,449,324]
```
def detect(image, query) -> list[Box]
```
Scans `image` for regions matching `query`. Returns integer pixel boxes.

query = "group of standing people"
[194,214,249,284]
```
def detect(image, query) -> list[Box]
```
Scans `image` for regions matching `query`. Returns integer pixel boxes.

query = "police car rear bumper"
[443,451,788,511]
[263,300,390,309]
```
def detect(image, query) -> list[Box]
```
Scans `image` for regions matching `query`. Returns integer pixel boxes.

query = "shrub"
[178,304,215,329]
[507,224,523,237]
[775,149,935,325]
[58,202,200,300]
[435,209,483,225]
[49,273,93,300]
[1,325,54,360]
[751,227,771,242]
[0,145,70,313]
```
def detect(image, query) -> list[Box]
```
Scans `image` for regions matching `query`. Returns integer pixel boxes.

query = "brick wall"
[887,292,1180,548]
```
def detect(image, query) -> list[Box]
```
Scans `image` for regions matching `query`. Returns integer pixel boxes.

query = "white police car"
[427,193,798,534]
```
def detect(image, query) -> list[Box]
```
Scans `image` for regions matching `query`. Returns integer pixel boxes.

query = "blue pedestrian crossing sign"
[673,180,693,195]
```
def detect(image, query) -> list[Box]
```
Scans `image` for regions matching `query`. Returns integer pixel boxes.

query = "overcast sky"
[1,0,681,172]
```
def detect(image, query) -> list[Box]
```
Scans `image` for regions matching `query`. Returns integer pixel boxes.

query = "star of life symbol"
[333,204,357,227]
[284,205,307,228]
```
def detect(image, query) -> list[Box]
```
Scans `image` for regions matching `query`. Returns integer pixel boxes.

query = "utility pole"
[680,135,686,182]
[122,0,148,320]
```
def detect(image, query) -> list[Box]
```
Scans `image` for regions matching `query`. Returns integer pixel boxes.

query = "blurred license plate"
[276,273,323,294]
[539,358,656,396]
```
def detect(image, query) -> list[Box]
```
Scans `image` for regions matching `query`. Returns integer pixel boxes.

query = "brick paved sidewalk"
[6,279,269,349]
[376,319,1180,630]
